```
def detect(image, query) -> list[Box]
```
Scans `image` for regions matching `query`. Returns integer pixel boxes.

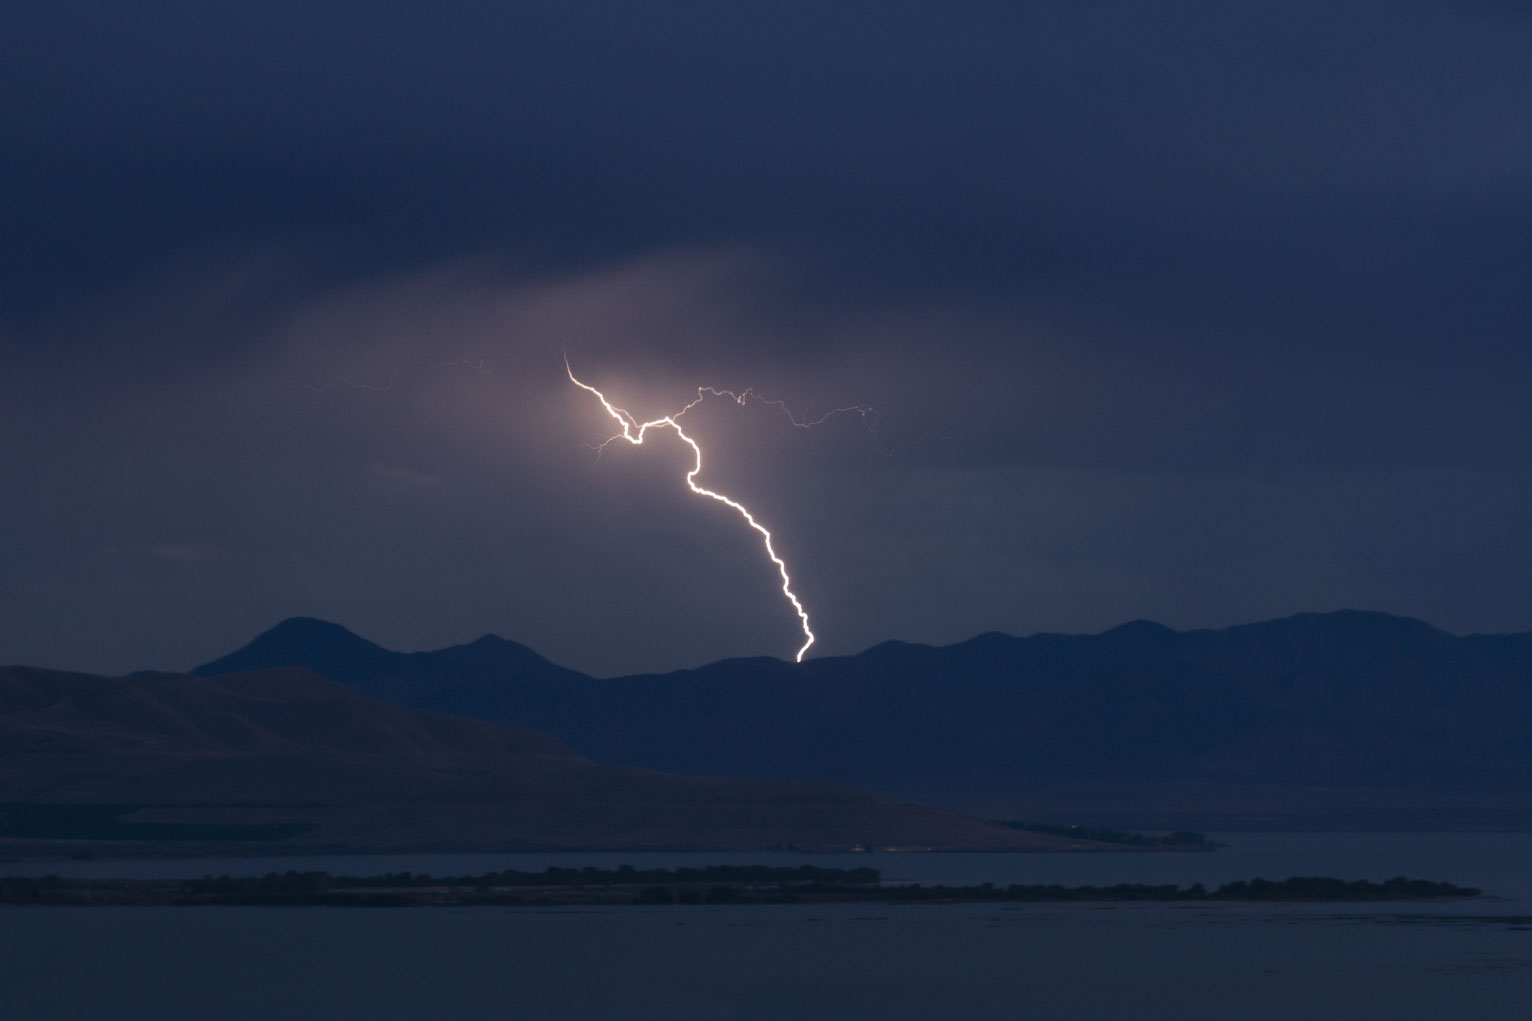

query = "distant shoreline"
[0,818,1215,863]
[0,841,1195,864]
[0,867,1480,908]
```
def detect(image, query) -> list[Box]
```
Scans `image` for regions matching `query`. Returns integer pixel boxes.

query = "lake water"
[3,833,1529,1020]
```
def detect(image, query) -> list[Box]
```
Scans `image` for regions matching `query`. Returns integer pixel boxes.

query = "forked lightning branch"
[565,357,872,663]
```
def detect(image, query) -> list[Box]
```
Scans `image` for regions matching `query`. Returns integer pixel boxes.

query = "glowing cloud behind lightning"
[565,357,872,663]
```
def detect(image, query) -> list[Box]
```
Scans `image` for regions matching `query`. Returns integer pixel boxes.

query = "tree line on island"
[0,866,1479,907]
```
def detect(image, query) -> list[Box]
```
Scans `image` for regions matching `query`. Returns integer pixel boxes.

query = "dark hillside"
[0,665,1086,853]
[194,611,1532,825]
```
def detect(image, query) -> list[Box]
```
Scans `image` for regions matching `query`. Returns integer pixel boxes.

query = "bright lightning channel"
[566,357,871,663]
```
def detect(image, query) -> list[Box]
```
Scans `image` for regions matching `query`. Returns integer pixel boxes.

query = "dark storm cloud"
[8,1,1529,314]
[3,1,1531,674]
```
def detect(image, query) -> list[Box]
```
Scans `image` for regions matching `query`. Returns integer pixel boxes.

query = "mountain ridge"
[188,611,1532,825]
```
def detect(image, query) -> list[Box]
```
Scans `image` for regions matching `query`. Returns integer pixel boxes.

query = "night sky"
[4,1,1531,677]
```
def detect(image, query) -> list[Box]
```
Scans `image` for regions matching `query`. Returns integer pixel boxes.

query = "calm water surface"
[3,833,1529,1020]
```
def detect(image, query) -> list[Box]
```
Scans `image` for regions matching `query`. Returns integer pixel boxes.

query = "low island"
[0,865,1480,907]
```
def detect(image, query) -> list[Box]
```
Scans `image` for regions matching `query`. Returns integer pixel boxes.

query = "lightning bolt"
[566,357,872,663]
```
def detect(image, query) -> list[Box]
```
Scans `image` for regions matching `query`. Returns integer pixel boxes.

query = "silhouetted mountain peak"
[238,617,370,651]
[942,632,1024,660]
[1298,609,1442,632]
[193,617,393,681]
[1225,610,1449,648]
[193,618,596,715]
[445,633,551,660]
[849,639,935,665]
[1102,619,1175,637]
[1097,619,1180,652]
[268,616,373,643]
